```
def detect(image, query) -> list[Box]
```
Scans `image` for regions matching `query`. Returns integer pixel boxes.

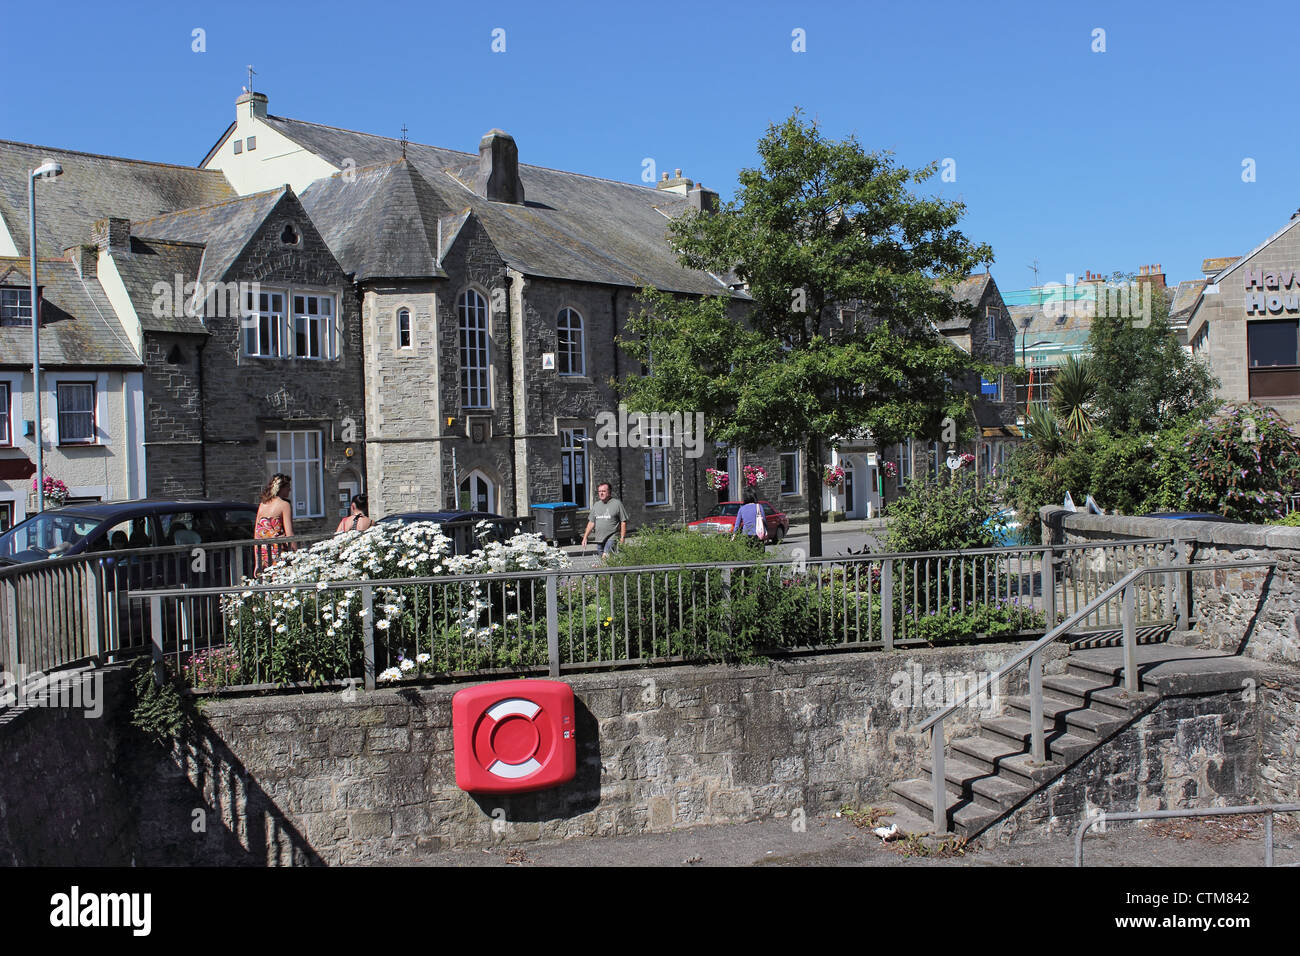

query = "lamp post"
[29,160,63,513]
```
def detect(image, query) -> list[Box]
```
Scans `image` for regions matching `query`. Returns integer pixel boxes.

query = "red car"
[687,501,789,545]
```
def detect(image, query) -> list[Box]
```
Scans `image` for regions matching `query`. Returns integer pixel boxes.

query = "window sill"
[58,441,99,448]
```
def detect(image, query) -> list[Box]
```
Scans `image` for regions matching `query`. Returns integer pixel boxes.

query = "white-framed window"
[244,289,284,358]
[0,288,33,325]
[557,308,585,376]
[644,425,669,505]
[397,308,412,349]
[458,289,490,408]
[291,293,334,359]
[898,438,913,482]
[0,382,10,446]
[0,499,12,532]
[780,450,800,495]
[560,427,588,508]
[267,429,324,518]
[243,289,337,359]
[988,306,999,341]
[56,382,96,445]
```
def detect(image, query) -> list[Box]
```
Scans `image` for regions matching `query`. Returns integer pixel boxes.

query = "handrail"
[915,559,1275,734]
[1075,803,1300,867]
[914,557,1275,832]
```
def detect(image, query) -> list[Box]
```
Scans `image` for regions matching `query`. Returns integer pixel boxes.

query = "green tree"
[618,110,998,556]
[1051,355,1097,435]
[1088,274,1218,432]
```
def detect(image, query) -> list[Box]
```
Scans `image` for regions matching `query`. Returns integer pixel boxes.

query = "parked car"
[686,501,790,545]
[0,499,257,566]
[378,510,534,554]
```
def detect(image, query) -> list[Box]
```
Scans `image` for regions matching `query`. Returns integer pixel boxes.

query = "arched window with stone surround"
[458,290,490,408]
[557,307,585,376]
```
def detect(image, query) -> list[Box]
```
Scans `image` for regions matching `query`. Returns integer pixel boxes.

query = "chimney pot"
[675,168,682,177]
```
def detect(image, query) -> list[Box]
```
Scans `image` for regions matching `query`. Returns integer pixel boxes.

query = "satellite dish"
[1063,491,1077,512]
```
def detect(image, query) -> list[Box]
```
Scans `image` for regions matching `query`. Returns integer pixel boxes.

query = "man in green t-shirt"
[581,481,628,557]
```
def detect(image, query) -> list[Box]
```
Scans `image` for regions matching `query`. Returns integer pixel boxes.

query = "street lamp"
[29,160,63,513]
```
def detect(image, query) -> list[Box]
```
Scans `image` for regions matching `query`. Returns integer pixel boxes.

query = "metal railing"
[1075,804,1300,867]
[0,533,330,691]
[916,559,1276,833]
[117,539,1182,696]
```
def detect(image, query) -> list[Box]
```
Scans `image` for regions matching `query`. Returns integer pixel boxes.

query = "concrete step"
[873,802,949,839]
[950,735,1060,789]
[978,715,1094,762]
[1004,695,1130,742]
[889,777,999,838]
[921,754,1032,813]
[1041,674,1128,716]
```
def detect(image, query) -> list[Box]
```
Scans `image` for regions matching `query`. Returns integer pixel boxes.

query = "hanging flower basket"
[882,461,898,480]
[742,465,767,488]
[704,468,730,492]
[823,464,845,489]
[32,475,69,508]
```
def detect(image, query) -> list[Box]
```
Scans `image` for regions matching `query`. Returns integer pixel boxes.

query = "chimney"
[475,129,525,204]
[688,182,719,214]
[657,168,694,195]
[1136,263,1166,290]
[236,91,268,119]
[91,217,130,254]
[64,244,97,279]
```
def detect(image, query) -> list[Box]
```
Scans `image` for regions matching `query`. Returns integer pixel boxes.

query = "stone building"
[1187,210,1300,426]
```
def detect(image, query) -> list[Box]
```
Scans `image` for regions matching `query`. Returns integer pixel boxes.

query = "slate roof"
[267,116,738,295]
[1200,256,1238,275]
[0,140,235,259]
[110,237,206,335]
[130,188,286,287]
[0,258,140,367]
[1170,279,1207,325]
[931,274,991,331]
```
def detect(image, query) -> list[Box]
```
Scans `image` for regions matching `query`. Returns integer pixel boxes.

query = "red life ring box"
[452,679,577,793]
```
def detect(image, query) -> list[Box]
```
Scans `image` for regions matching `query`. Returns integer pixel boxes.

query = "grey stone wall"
[1043,508,1300,664]
[140,644,1029,864]
[143,333,206,498]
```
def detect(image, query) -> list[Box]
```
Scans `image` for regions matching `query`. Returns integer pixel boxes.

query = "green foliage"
[617,110,1002,552]
[1271,510,1300,527]
[908,600,1046,645]
[1051,355,1097,435]
[129,657,194,744]
[1179,403,1300,522]
[885,471,1003,553]
[605,528,765,567]
[1087,278,1218,433]
[1025,404,1064,459]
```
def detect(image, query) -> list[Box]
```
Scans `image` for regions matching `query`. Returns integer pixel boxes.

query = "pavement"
[395,809,1300,867]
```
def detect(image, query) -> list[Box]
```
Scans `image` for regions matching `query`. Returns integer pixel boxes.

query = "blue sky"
[1,0,1296,292]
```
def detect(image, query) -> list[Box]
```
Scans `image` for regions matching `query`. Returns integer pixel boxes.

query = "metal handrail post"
[545,575,560,678]
[881,559,894,650]
[1121,583,1137,693]
[1174,539,1190,631]
[1076,803,1300,866]
[361,585,376,691]
[1042,546,1055,626]
[931,719,946,832]
[149,593,165,687]
[1029,650,1045,763]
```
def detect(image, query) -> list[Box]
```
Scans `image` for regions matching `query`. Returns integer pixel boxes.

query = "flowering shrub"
[1177,403,1300,522]
[823,465,845,488]
[183,646,242,689]
[882,460,898,480]
[32,475,69,507]
[704,468,730,492]
[219,521,567,687]
[743,464,767,487]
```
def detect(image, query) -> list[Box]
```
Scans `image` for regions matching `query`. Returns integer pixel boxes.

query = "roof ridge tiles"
[0,138,230,175]
[130,186,288,228]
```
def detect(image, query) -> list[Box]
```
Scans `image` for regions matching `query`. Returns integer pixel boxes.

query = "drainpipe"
[197,338,208,497]
[611,285,624,500]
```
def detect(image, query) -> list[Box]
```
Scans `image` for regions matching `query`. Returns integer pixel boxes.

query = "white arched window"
[557,308,585,376]
[458,290,490,408]
[397,308,412,349]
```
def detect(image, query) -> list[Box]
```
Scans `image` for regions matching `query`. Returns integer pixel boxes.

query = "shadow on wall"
[130,722,326,867]
[468,695,602,823]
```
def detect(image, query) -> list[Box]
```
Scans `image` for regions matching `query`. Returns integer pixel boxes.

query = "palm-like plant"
[1026,404,1065,459]
[1051,355,1097,435]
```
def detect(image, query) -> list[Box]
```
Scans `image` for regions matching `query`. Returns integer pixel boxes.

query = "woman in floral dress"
[254,473,295,572]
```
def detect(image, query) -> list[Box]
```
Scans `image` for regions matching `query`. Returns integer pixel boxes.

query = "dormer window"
[0,288,33,326]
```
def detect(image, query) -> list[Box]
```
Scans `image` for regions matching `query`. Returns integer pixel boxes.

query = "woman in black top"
[335,494,373,535]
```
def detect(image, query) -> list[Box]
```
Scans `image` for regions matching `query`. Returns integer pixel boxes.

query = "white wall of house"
[0,369,144,524]
[203,101,338,197]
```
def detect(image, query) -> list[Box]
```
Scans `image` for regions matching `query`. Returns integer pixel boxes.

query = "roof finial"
[244,65,257,115]
[400,124,408,159]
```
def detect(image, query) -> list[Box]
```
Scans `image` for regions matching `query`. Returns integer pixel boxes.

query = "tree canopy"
[618,110,999,555]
